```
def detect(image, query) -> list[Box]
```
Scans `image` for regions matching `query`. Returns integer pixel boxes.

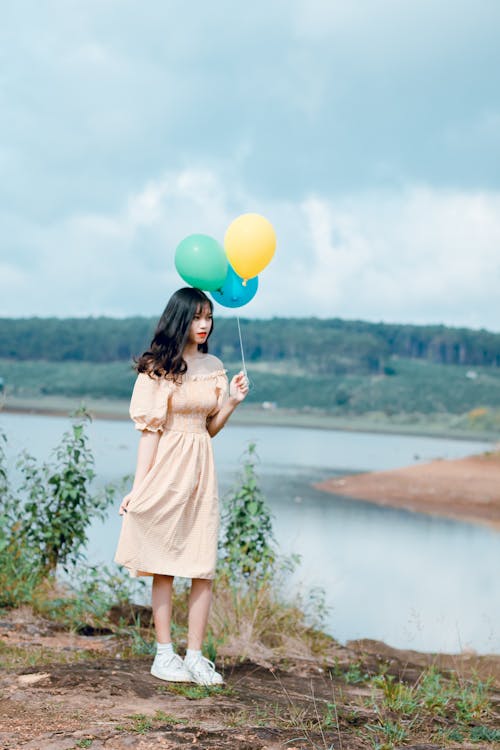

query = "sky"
[1,0,499,329]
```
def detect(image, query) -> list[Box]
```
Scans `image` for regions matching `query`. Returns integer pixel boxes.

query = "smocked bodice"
[129,366,229,436]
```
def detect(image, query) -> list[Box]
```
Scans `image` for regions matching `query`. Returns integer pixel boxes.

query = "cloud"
[1,163,499,330]
[292,186,500,328]
[1,0,499,226]
[0,2,499,327]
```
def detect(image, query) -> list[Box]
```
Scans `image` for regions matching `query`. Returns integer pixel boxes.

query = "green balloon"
[175,234,228,291]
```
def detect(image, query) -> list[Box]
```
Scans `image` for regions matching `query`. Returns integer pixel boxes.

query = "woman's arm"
[119,430,161,514]
[207,371,248,437]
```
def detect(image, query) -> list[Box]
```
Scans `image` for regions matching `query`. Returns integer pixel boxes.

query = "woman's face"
[188,303,213,345]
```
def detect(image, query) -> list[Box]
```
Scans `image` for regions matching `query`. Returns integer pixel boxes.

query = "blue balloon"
[210,265,258,308]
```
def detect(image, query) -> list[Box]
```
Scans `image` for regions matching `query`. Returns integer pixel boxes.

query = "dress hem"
[115,558,216,580]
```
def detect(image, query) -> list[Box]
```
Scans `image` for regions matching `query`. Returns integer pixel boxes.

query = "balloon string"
[236,316,248,380]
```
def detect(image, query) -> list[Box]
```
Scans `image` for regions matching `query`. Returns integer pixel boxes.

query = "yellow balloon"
[224,213,276,282]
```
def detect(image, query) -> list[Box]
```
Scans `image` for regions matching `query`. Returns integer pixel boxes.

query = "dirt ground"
[1,609,500,750]
[315,452,500,529]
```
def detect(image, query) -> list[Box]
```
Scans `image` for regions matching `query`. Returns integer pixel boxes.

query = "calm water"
[2,412,499,655]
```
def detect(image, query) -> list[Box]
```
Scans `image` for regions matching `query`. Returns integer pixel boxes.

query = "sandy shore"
[315,451,500,529]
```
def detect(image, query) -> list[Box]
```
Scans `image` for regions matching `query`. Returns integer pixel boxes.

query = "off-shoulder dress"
[114,358,229,580]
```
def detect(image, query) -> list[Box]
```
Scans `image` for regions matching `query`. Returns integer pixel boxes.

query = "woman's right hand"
[119,492,134,516]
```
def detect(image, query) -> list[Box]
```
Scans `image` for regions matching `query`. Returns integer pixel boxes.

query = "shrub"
[14,409,115,574]
[219,442,275,581]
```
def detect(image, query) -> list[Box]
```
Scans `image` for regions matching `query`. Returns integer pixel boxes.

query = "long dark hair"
[136,287,214,379]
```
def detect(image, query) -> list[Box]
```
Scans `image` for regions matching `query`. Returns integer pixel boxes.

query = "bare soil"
[315,452,500,530]
[1,609,500,750]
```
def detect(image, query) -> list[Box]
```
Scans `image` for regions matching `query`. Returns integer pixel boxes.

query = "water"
[2,412,499,654]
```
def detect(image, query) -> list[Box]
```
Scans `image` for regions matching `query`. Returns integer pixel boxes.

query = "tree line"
[1,316,499,375]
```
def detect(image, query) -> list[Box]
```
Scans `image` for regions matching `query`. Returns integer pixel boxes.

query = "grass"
[1,423,498,749]
[1,621,498,749]
[155,682,233,700]
[3,356,500,440]
[363,666,496,748]
[115,710,190,736]
[153,710,188,725]
[330,658,371,685]
[0,640,103,670]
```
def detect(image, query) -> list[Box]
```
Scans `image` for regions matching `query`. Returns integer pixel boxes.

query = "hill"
[1,317,500,433]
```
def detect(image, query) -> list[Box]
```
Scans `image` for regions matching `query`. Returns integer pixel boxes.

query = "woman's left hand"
[229,371,249,403]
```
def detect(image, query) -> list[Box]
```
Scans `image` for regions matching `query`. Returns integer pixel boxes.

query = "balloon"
[175,234,228,291]
[224,213,276,282]
[210,265,258,308]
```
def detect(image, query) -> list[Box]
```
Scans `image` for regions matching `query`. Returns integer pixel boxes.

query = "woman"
[115,287,248,686]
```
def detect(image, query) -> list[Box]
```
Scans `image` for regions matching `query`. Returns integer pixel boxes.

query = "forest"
[1,316,500,418]
[1,316,500,374]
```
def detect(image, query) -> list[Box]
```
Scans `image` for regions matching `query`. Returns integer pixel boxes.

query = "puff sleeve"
[129,373,172,433]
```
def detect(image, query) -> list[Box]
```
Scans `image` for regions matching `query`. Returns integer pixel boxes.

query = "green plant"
[0,432,44,606]
[34,564,144,632]
[454,675,492,723]
[203,629,220,663]
[127,624,156,656]
[220,442,275,580]
[371,673,418,713]
[366,718,409,746]
[127,714,153,734]
[344,661,370,685]
[155,683,232,699]
[469,725,500,742]
[153,710,187,725]
[75,740,93,749]
[15,409,115,573]
[444,727,465,742]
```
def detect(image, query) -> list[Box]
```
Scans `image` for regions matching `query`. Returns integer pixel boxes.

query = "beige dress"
[114,357,229,579]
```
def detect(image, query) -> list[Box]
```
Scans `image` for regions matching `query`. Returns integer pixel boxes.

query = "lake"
[2,412,499,655]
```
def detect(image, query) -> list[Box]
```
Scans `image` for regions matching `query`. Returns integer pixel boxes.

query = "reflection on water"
[1,413,498,654]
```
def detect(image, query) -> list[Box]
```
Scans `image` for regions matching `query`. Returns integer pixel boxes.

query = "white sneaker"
[184,653,224,686]
[150,652,192,682]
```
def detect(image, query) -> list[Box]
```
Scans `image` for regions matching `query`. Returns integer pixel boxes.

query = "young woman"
[114,287,248,686]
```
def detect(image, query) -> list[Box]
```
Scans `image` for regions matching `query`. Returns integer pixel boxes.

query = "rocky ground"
[1,609,500,750]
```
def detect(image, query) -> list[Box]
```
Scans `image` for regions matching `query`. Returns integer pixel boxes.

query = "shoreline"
[2,395,499,443]
[315,452,500,531]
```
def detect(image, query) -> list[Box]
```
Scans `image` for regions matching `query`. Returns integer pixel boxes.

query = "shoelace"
[188,655,216,674]
[158,652,183,667]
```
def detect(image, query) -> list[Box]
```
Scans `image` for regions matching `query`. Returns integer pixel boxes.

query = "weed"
[370,673,418,714]
[344,661,370,685]
[417,665,451,715]
[220,443,275,580]
[443,726,465,742]
[75,741,93,749]
[470,725,500,742]
[0,640,101,669]
[15,411,115,574]
[126,713,153,734]
[155,683,232,699]
[322,702,337,728]
[153,710,187,725]
[203,630,220,663]
[126,625,156,656]
[366,718,409,745]
[454,675,492,723]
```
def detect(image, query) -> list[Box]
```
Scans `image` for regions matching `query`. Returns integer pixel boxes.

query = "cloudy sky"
[1,0,499,328]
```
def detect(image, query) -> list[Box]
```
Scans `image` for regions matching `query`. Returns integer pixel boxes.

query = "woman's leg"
[184,579,222,684]
[187,578,212,650]
[150,574,192,682]
[152,574,174,643]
